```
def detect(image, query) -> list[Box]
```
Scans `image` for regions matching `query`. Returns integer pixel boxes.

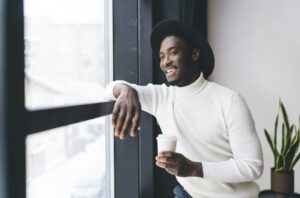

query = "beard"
[167,78,181,86]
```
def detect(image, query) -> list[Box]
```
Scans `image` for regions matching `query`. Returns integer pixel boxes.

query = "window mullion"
[26,101,115,135]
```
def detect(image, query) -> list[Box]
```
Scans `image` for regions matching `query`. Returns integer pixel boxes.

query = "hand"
[112,84,141,140]
[155,152,203,177]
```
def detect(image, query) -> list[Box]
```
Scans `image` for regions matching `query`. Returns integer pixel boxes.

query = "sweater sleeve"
[104,80,163,116]
[202,93,263,183]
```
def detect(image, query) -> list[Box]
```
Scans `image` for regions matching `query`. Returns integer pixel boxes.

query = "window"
[1,0,156,197]
[24,0,110,109]
[26,117,108,198]
[23,0,113,198]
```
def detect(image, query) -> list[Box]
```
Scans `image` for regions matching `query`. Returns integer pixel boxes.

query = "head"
[159,34,201,86]
[151,20,215,82]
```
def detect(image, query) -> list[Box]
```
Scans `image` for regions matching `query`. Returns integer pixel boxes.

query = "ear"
[192,48,200,62]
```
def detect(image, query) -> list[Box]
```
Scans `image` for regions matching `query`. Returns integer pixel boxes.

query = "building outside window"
[23,0,113,197]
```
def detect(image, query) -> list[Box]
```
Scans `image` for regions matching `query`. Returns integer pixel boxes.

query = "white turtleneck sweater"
[104,73,263,198]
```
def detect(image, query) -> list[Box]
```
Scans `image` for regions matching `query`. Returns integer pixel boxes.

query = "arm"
[156,152,203,177]
[201,93,264,183]
[156,94,263,182]
[111,83,141,140]
[105,81,164,140]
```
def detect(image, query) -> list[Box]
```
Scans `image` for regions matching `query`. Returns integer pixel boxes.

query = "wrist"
[113,83,131,98]
[191,162,203,177]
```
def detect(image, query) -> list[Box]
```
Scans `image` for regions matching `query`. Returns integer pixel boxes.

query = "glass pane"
[26,117,108,198]
[24,0,110,109]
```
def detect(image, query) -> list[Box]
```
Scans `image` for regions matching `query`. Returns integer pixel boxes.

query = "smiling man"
[159,34,200,86]
[105,20,263,198]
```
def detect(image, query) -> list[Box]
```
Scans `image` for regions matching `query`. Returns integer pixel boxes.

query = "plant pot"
[271,167,294,194]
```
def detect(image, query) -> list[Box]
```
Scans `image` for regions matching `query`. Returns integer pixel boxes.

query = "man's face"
[159,35,198,87]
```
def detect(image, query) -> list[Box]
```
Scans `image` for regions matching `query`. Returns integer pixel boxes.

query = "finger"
[115,111,126,138]
[156,161,167,169]
[111,105,121,129]
[165,167,177,175]
[130,109,141,136]
[155,156,174,164]
[156,161,177,171]
[119,110,134,139]
[158,151,174,157]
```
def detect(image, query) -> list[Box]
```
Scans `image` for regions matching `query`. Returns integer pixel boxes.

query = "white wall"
[208,0,300,192]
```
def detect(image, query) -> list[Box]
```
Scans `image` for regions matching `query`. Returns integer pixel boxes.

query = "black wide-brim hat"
[150,20,215,78]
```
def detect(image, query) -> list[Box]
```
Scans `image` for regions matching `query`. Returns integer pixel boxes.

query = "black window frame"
[113,0,154,197]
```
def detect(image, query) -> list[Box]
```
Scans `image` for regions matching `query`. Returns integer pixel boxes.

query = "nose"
[161,54,171,68]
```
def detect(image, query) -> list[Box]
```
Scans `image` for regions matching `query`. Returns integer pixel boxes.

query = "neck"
[176,70,201,87]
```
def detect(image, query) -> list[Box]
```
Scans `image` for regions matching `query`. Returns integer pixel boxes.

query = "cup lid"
[156,134,177,141]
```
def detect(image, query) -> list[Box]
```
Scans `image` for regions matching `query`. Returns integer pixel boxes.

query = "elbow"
[235,158,264,182]
[254,160,264,180]
[244,159,264,181]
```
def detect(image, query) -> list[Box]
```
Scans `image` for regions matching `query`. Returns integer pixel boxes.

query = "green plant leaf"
[291,128,300,170]
[291,152,300,170]
[280,100,292,154]
[274,115,279,152]
[292,126,300,157]
[280,100,290,134]
[264,129,277,159]
[276,167,285,172]
[291,125,298,146]
[285,129,299,170]
[286,126,293,155]
[281,123,286,155]
[275,154,284,171]
[290,123,300,170]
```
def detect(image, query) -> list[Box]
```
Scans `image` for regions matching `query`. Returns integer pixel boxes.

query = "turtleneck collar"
[171,72,207,98]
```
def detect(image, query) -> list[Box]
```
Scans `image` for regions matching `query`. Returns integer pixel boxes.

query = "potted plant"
[264,100,300,194]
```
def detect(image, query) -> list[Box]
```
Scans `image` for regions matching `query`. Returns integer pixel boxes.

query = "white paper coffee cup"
[156,134,177,153]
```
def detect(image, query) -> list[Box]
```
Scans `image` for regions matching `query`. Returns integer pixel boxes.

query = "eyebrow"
[159,46,178,55]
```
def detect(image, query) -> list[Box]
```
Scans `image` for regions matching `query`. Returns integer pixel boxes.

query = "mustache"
[164,65,177,73]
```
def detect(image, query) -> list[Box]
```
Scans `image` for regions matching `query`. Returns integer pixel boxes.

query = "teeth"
[166,67,175,73]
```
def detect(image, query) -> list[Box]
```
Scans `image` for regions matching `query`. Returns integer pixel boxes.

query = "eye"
[169,50,178,56]
[159,55,165,61]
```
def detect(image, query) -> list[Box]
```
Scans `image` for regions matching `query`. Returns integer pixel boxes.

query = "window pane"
[24,0,110,109]
[26,117,109,198]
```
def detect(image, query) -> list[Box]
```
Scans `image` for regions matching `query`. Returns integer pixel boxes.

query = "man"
[105,20,263,198]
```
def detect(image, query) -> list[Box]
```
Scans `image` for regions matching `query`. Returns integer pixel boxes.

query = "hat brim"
[150,20,214,78]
